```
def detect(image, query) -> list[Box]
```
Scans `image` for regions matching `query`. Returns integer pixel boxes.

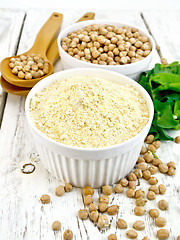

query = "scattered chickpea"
[158,200,168,210]
[137,162,148,171]
[147,191,156,200]
[149,185,159,194]
[82,186,94,196]
[133,220,145,231]
[168,167,175,176]
[114,184,124,193]
[159,184,166,195]
[144,152,154,163]
[108,234,117,240]
[83,195,93,205]
[128,172,137,181]
[107,205,119,215]
[149,209,159,218]
[134,206,145,216]
[137,156,145,164]
[149,165,158,175]
[167,161,176,169]
[40,194,50,204]
[143,170,151,180]
[135,189,145,199]
[120,178,129,187]
[128,181,137,189]
[155,217,167,227]
[89,203,98,212]
[65,183,73,192]
[78,209,89,220]
[142,237,150,240]
[126,229,138,239]
[140,146,147,154]
[175,136,180,143]
[98,202,108,212]
[97,214,109,228]
[152,158,162,166]
[149,177,158,185]
[126,189,135,198]
[52,221,61,231]
[136,197,147,206]
[55,185,65,196]
[89,210,99,222]
[133,169,143,179]
[117,218,127,229]
[63,229,73,240]
[102,185,113,195]
[99,195,109,204]
[152,140,161,149]
[147,144,156,152]
[159,164,168,173]
[157,229,169,239]
[145,135,154,144]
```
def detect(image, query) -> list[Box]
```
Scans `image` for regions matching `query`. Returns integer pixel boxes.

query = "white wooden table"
[0,9,180,240]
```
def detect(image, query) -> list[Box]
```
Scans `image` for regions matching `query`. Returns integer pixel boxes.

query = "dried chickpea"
[149,177,158,185]
[137,162,148,171]
[89,203,98,212]
[149,209,159,218]
[117,218,127,229]
[126,189,135,198]
[143,170,151,180]
[98,202,108,212]
[126,229,138,239]
[136,197,147,206]
[157,229,169,239]
[152,158,162,166]
[149,165,158,175]
[147,191,156,200]
[146,135,154,144]
[134,206,145,216]
[83,195,93,205]
[144,152,154,163]
[137,156,145,164]
[82,186,94,196]
[114,184,124,193]
[107,205,119,215]
[40,194,50,204]
[133,220,145,231]
[155,217,167,227]
[63,229,73,240]
[52,221,61,231]
[177,235,180,240]
[99,195,109,204]
[90,210,99,222]
[168,167,175,176]
[108,234,117,240]
[159,164,168,173]
[147,144,156,152]
[128,172,137,181]
[175,136,180,143]
[158,200,168,210]
[149,185,159,194]
[65,183,73,192]
[159,184,166,195]
[140,146,147,154]
[128,181,136,189]
[135,189,145,199]
[142,237,150,240]
[167,161,176,169]
[120,178,129,187]
[55,185,65,196]
[152,140,161,149]
[102,185,113,195]
[78,209,88,220]
[97,214,109,228]
[134,169,143,179]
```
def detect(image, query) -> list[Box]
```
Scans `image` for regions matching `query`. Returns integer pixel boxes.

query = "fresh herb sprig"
[139,61,180,141]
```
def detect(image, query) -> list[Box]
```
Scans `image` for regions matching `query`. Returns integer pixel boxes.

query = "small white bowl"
[58,20,155,80]
[25,68,154,188]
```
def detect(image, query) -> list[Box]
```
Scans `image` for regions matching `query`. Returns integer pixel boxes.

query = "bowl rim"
[57,19,155,69]
[25,68,154,152]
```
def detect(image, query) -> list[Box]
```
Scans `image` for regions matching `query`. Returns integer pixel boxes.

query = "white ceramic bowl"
[25,68,154,188]
[58,20,155,80]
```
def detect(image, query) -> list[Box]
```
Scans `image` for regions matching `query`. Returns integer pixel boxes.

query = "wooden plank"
[142,10,180,62]
[0,9,25,125]
[0,8,179,240]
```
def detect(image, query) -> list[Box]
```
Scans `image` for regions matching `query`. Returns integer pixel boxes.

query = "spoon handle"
[46,12,95,64]
[31,12,63,56]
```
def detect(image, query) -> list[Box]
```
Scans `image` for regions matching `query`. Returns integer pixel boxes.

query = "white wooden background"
[0,8,180,240]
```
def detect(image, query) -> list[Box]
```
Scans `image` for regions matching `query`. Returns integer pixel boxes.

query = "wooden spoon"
[0,12,63,88]
[0,12,95,96]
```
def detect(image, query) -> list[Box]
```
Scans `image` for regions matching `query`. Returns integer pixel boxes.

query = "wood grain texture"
[0,8,179,240]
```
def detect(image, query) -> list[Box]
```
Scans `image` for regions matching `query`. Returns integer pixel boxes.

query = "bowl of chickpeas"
[58,20,155,79]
